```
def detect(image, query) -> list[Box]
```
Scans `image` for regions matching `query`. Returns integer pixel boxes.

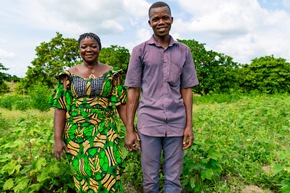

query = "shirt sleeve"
[124,45,143,88]
[181,47,199,88]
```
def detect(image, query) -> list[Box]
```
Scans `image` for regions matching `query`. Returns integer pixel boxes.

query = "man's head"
[148,1,173,38]
[148,1,171,17]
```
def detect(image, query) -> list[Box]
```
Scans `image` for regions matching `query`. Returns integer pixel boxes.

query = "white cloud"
[0,49,15,59]
[175,0,265,37]
[171,0,290,63]
[14,0,153,38]
[1,0,290,77]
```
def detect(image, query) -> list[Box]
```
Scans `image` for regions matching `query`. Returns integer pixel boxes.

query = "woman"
[49,32,127,192]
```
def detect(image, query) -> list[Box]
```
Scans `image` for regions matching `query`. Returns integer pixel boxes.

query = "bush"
[0,81,10,94]
[0,95,13,110]
[0,95,32,111]
[14,97,31,111]
[13,81,28,95]
[29,84,51,112]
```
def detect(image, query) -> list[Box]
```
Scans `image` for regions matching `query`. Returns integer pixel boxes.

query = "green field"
[0,93,289,193]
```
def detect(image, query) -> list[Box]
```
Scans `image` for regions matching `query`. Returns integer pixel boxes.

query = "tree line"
[1,32,289,95]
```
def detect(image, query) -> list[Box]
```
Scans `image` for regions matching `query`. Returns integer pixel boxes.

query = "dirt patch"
[242,185,273,193]
[123,182,138,193]
[262,165,272,175]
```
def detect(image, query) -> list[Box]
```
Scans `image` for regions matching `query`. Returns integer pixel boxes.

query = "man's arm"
[180,87,194,150]
[125,87,140,151]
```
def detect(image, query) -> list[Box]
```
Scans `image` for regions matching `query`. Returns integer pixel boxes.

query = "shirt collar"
[148,35,176,47]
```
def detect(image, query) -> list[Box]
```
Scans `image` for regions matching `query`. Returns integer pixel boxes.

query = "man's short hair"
[148,1,171,18]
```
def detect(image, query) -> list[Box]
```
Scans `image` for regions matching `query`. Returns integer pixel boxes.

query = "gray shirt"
[125,36,199,137]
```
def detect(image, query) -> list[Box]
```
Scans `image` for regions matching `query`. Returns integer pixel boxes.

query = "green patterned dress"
[49,67,126,193]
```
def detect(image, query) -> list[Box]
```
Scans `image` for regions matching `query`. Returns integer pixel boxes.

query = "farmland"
[0,93,289,193]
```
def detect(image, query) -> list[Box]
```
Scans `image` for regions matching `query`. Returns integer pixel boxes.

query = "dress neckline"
[69,67,113,80]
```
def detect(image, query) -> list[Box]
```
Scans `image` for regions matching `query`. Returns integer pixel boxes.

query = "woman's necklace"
[89,67,96,78]
[85,64,98,78]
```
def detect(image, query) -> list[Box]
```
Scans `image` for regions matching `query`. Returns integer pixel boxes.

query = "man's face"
[148,6,173,38]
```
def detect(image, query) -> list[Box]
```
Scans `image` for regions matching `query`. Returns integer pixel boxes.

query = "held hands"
[54,139,69,161]
[125,131,140,152]
[183,126,194,150]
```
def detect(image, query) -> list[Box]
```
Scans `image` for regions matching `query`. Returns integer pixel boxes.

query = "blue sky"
[1,0,290,77]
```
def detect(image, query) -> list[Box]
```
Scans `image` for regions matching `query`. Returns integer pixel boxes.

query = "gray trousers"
[139,132,184,193]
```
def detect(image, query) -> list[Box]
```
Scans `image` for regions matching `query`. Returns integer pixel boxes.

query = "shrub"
[14,97,31,111]
[29,84,51,112]
[0,95,13,110]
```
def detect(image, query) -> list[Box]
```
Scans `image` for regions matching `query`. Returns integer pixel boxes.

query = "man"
[124,1,199,193]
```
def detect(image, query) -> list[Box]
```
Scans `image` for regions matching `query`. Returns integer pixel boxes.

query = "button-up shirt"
[125,35,199,137]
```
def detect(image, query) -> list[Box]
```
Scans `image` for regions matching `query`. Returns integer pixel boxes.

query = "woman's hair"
[148,1,171,17]
[78,32,102,50]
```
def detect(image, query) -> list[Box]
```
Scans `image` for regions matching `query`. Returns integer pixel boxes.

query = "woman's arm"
[116,103,127,126]
[53,108,68,161]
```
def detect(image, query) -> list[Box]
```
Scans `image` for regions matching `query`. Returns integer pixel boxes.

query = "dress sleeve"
[109,69,127,107]
[48,70,72,110]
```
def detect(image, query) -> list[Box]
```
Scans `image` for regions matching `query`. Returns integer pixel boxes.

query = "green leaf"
[14,164,22,174]
[121,146,128,159]
[13,178,29,192]
[36,157,47,171]
[190,178,195,189]
[3,178,14,190]
[1,161,16,175]
[28,183,43,192]
[48,161,61,174]
[0,153,13,162]
[272,164,284,174]
[201,168,214,180]
[207,148,222,160]
[37,170,50,182]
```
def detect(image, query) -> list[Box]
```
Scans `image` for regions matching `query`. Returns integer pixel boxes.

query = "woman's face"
[79,37,100,64]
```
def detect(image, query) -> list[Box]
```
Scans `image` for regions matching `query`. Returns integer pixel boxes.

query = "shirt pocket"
[167,63,183,87]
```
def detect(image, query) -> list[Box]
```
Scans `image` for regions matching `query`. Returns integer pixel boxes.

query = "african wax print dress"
[49,67,126,193]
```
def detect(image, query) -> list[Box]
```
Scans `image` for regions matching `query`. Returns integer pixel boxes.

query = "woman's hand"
[54,139,68,161]
[125,131,140,152]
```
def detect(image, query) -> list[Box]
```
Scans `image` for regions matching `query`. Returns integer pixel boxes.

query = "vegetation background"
[0,32,289,192]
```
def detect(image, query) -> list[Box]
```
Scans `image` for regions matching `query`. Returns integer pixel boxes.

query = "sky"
[1,0,290,77]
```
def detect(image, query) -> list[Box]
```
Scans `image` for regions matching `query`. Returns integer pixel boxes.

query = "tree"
[23,32,81,90]
[0,63,10,94]
[99,45,130,75]
[0,62,9,81]
[178,39,240,95]
[240,55,290,93]
[23,33,131,90]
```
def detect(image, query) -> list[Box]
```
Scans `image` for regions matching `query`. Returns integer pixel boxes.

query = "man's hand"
[54,139,68,161]
[183,126,194,150]
[125,131,140,152]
